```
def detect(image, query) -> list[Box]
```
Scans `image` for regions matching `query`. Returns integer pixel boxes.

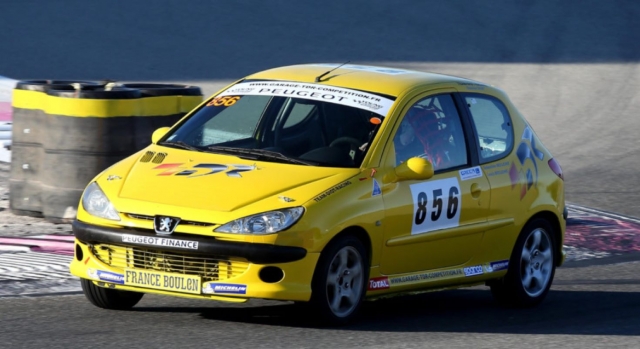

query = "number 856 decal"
[409,178,461,235]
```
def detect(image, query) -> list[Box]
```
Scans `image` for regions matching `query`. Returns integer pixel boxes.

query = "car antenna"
[315,61,350,82]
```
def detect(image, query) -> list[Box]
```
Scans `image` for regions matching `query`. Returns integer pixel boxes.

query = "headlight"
[215,207,304,234]
[81,182,121,221]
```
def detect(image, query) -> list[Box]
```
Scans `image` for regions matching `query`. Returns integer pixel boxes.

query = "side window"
[393,94,468,171]
[271,99,317,133]
[283,102,315,129]
[463,94,513,163]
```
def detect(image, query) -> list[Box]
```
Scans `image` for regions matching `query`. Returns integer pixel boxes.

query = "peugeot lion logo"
[154,216,180,235]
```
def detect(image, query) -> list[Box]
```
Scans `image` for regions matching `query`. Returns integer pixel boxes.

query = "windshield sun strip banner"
[215,81,396,116]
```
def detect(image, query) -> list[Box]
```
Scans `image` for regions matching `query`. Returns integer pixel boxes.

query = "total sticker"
[368,276,390,290]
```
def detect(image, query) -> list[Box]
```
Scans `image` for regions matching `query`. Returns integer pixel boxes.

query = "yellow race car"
[70,63,565,324]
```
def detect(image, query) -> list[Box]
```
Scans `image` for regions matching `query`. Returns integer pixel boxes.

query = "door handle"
[470,183,482,199]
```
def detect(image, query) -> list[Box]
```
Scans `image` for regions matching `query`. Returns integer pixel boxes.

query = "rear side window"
[463,94,513,163]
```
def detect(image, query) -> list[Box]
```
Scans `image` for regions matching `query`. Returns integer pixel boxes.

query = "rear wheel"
[490,218,556,307]
[309,235,369,325]
[81,279,143,310]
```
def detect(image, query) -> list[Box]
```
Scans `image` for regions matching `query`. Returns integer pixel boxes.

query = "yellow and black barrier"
[9,80,101,216]
[121,83,203,150]
[9,81,202,222]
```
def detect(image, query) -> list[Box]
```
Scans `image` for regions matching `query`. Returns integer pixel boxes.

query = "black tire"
[490,218,557,307]
[309,235,369,326]
[81,279,144,310]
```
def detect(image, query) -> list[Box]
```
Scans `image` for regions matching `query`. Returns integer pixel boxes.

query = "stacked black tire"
[9,81,202,222]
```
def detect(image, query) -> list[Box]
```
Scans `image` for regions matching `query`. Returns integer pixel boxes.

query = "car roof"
[245,63,488,97]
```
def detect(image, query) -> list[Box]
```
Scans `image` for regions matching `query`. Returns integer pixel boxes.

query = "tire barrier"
[9,81,203,222]
[120,83,203,150]
[10,80,101,217]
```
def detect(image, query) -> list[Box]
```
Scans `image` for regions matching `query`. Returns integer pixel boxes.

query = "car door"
[461,92,522,263]
[379,91,491,275]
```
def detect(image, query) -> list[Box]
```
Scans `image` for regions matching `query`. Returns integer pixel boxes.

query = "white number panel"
[409,177,461,235]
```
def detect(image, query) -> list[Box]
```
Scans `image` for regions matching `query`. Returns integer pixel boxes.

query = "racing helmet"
[405,106,450,167]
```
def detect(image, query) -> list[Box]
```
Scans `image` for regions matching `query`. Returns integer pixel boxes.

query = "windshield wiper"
[206,146,317,165]
[159,141,202,152]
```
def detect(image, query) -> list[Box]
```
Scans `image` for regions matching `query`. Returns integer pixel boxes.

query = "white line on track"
[567,203,640,224]
[0,252,74,281]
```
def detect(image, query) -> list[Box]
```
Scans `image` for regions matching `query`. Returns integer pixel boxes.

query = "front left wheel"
[309,235,369,325]
[81,279,144,310]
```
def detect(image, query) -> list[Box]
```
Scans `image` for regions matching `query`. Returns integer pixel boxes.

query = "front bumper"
[70,220,319,302]
[73,220,307,264]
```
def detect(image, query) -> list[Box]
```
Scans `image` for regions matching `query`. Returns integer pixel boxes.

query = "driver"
[394,118,424,165]
[395,106,456,170]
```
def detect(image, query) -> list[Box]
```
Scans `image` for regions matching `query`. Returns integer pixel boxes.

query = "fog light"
[259,266,284,283]
[75,243,84,261]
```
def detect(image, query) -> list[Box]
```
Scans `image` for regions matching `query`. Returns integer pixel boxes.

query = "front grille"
[183,221,214,227]
[90,244,249,282]
[125,213,214,227]
[127,213,153,221]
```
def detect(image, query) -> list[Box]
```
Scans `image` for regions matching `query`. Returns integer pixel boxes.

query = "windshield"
[162,81,395,168]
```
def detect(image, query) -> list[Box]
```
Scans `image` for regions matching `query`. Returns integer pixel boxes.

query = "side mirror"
[390,157,434,182]
[151,127,171,144]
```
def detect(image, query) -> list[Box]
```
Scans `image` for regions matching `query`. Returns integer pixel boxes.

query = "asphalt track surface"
[1,1,639,348]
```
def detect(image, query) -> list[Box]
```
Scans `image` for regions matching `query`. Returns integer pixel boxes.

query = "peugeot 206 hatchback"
[70,63,565,325]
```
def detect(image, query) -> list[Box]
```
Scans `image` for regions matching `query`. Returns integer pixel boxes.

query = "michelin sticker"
[216,81,395,116]
[87,269,125,284]
[202,283,247,295]
[459,166,483,181]
[487,260,509,273]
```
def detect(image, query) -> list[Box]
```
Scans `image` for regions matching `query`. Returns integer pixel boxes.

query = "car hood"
[114,147,357,213]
